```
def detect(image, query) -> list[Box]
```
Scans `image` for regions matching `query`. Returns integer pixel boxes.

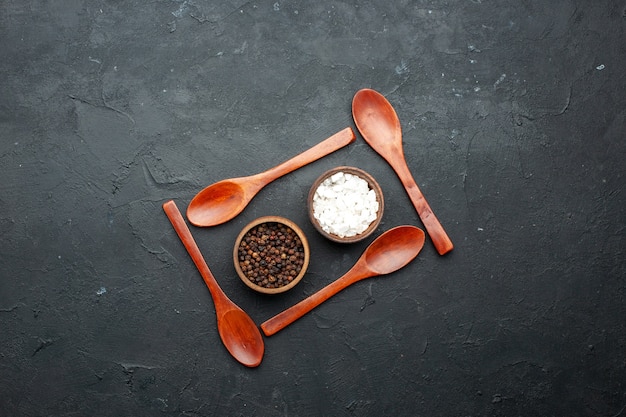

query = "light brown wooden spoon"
[187,127,356,227]
[352,89,453,255]
[163,200,264,367]
[261,225,425,336]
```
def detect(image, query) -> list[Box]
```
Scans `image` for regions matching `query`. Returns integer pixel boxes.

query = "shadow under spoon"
[187,127,355,227]
[163,200,264,367]
[261,225,425,336]
[352,88,453,255]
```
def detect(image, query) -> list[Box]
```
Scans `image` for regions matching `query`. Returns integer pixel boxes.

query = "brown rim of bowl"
[307,166,384,243]
[233,215,310,295]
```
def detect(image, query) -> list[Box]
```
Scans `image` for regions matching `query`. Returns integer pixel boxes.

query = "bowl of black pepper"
[233,216,310,295]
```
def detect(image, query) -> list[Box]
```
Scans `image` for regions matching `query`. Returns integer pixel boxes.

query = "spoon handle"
[394,162,454,255]
[162,200,227,306]
[259,127,356,183]
[260,267,371,336]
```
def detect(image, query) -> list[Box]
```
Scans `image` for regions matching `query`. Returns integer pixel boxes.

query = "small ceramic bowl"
[308,166,384,243]
[233,216,310,295]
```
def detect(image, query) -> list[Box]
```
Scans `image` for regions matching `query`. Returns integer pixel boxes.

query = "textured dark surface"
[2,1,625,416]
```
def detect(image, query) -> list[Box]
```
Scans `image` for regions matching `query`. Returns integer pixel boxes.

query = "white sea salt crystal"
[312,171,380,238]
[330,172,344,183]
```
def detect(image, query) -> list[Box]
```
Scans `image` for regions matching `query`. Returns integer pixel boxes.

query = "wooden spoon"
[163,200,264,367]
[261,225,425,336]
[187,127,356,227]
[352,89,454,255]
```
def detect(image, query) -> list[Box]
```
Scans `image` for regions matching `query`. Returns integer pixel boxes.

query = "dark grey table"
[2,1,625,415]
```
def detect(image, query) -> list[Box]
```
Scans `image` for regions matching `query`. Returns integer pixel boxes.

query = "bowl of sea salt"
[308,166,384,243]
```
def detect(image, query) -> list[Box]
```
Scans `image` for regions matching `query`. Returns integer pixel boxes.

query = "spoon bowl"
[260,225,425,336]
[352,89,453,255]
[187,180,249,227]
[187,127,356,227]
[217,309,264,363]
[163,200,264,367]
[363,226,424,274]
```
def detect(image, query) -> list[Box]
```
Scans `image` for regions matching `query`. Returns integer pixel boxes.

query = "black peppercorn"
[237,222,305,289]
